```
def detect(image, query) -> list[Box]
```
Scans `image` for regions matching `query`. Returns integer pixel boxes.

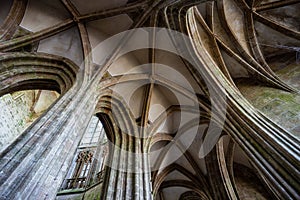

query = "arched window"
[61,116,108,190]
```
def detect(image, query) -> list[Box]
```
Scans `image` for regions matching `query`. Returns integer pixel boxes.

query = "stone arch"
[0,52,79,96]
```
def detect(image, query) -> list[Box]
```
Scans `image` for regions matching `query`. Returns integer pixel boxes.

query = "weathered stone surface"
[0,0,299,200]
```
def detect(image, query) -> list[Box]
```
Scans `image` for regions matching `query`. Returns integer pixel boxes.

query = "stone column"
[0,80,98,199]
[99,136,152,200]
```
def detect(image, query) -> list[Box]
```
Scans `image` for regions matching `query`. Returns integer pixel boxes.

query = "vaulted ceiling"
[0,0,299,199]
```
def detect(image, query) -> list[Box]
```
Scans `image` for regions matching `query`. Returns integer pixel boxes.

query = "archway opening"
[0,89,59,152]
[59,116,109,193]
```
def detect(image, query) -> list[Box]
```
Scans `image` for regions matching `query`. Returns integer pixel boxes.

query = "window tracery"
[61,116,108,190]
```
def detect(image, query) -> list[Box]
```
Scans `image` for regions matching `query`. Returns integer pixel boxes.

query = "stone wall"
[237,61,300,137]
[0,90,59,152]
[0,91,32,151]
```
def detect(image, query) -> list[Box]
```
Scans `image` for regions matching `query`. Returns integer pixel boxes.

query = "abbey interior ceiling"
[0,0,299,199]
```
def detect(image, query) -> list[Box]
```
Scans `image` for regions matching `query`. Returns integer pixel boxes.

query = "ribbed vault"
[0,0,299,199]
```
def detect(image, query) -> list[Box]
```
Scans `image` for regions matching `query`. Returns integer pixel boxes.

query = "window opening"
[61,116,108,190]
